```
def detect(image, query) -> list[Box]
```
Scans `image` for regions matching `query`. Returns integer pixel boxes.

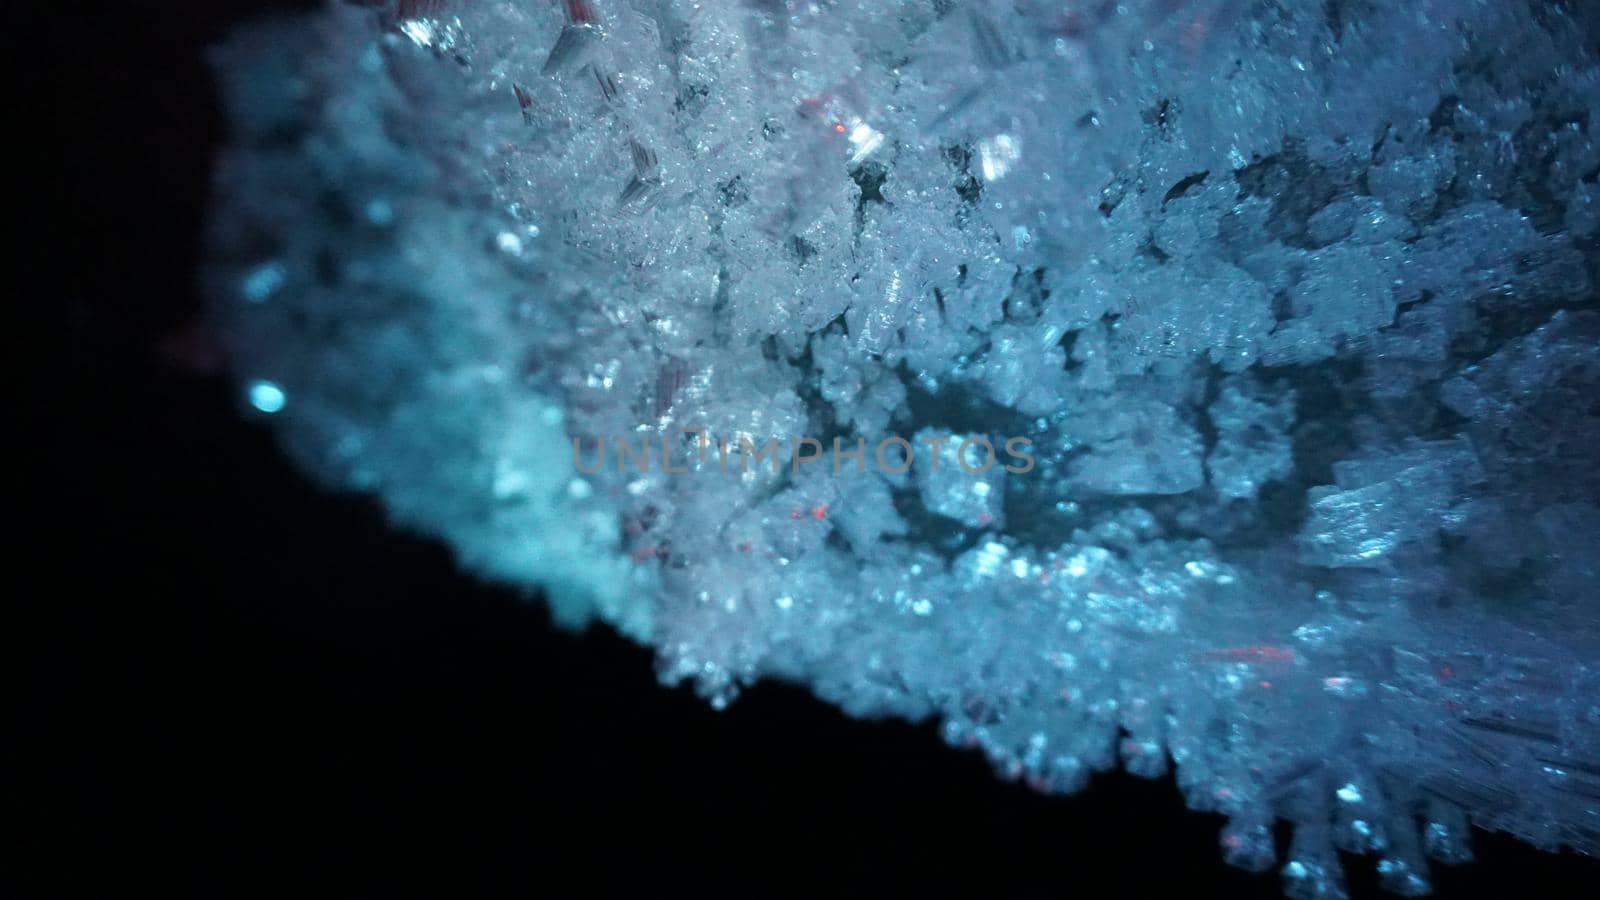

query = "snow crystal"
[207,1,1600,893]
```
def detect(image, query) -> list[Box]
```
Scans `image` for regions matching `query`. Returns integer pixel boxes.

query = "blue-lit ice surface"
[207,2,1600,894]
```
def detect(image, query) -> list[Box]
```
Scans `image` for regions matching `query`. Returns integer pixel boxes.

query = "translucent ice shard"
[207,1,1600,892]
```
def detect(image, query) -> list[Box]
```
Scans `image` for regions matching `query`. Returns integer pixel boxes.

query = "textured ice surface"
[208,1,1600,893]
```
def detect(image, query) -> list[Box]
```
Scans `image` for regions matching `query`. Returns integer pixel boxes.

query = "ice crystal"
[207,2,1600,893]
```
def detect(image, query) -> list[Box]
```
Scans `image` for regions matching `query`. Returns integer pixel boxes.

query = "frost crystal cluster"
[208,1,1600,893]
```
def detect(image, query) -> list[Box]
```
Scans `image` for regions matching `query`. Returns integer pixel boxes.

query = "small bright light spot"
[497,231,524,255]
[845,118,885,165]
[242,262,286,303]
[1336,783,1363,803]
[400,19,436,48]
[248,380,287,414]
[973,541,1009,576]
[978,133,1021,181]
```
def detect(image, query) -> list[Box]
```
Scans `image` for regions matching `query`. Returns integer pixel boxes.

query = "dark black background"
[29,1,1600,896]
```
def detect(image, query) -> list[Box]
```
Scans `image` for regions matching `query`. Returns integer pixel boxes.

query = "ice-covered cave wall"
[206,1,1600,894]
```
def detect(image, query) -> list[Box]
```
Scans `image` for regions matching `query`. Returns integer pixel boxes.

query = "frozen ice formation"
[207,1,1600,893]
